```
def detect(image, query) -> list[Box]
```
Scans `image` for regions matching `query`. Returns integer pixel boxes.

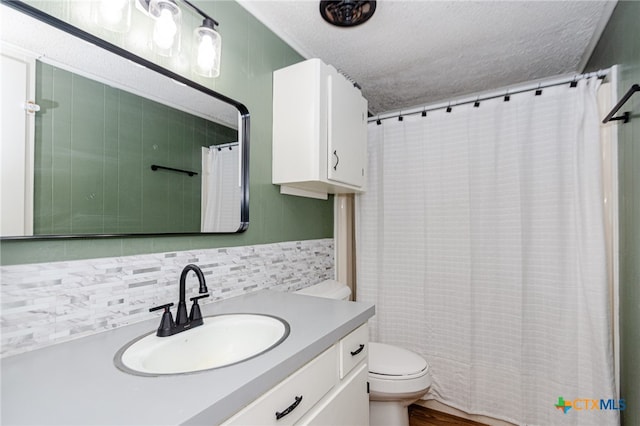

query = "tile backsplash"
[1,238,334,357]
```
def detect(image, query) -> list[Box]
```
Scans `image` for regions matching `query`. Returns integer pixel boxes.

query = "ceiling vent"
[319,1,376,27]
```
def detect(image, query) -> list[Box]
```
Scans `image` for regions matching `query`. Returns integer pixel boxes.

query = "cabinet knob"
[24,100,41,115]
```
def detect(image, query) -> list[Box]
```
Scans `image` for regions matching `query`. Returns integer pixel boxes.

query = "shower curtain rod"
[602,83,639,124]
[369,69,610,123]
[208,142,238,150]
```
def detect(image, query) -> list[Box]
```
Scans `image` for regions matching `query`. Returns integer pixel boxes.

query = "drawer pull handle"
[275,395,303,420]
[350,344,365,356]
[333,150,340,170]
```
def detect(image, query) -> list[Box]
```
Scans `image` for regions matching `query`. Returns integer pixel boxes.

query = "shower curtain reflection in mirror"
[201,143,241,232]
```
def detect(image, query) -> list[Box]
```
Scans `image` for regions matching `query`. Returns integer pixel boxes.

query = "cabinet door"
[300,362,369,426]
[326,73,366,188]
[1,48,35,236]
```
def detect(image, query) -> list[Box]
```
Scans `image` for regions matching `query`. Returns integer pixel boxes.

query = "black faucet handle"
[189,294,209,323]
[189,294,209,302]
[149,303,176,337]
[149,302,174,312]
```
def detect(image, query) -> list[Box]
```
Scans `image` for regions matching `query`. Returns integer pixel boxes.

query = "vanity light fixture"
[92,0,132,33]
[135,0,222,77]
[149,0,182,57]
[192,17,222,78]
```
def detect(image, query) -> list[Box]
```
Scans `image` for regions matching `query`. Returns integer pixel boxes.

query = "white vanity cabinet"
[222,323,369,426]
[272,58,368,200]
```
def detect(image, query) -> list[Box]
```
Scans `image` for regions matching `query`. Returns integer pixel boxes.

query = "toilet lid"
[369,342,428,377]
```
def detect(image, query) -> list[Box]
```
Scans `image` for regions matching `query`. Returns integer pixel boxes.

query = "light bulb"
[99,0,127,25]
[93,0,131,32]
[153,8,178,51]
[197,34,216,71]
[192,21,221,78]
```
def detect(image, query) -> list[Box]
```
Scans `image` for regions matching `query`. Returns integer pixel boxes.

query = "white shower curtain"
[201,144,241,232]
[356,78,618,425]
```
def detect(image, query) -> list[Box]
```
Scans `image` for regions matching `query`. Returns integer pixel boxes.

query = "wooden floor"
[408,404,488,426]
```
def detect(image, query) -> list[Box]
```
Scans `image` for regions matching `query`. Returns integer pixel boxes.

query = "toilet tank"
[294,279,351,301]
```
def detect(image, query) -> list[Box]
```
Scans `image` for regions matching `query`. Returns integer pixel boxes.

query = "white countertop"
[0,290,375,425]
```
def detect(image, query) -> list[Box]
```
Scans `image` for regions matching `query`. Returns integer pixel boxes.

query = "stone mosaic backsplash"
[1,239,334,358]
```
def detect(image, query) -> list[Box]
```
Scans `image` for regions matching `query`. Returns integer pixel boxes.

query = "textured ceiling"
[239,0,617,114]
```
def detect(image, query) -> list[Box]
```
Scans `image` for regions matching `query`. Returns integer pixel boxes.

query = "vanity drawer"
[339,323,368,379]
[222,345,338,426]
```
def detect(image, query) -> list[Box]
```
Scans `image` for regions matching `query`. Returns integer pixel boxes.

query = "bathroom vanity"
[223,323,370,425]
[0,290,374,425]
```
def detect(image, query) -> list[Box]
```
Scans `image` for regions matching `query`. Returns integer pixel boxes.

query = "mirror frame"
[1,0,249,239]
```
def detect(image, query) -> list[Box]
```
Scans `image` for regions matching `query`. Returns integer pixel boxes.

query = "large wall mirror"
[0,1,249,239]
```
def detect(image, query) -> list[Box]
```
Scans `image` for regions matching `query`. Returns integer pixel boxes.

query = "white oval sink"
[115,314,289,376]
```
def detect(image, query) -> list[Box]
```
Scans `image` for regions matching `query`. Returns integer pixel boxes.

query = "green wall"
[34,62,236,235]
[0,1,333,265]
[586,1,640,424]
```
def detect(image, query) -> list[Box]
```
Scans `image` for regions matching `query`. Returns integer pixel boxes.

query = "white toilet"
[295,280,431,426]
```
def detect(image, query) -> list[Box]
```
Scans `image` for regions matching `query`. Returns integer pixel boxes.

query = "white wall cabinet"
[272,58,367,200]
[222,323,369,425]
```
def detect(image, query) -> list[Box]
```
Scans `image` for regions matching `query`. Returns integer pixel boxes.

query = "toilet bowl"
[368,342,431,426]
[294,280,431,426]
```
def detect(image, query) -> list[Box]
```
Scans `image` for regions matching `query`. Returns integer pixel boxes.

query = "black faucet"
[149,264,209,337]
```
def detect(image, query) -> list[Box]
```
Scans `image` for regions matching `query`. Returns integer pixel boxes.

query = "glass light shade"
[192,23,222,78]
[149,0,181,57]
[92,0,132,33]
